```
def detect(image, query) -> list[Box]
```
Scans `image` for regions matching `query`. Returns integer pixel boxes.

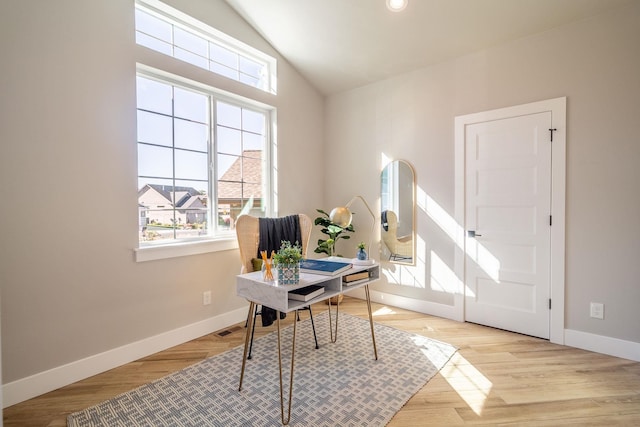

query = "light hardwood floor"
[4,297,640,426]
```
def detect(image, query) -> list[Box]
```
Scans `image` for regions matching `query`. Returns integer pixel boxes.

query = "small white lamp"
[329,195,376,264]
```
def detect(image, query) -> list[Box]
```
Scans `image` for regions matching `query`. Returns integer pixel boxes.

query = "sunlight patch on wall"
[382,263,426,289]
[430,250,462,294]
[417,186,462,243]
[414,233,427,287]
[381,152,392,170]
[417,185,501,284]
[440,352,492,416]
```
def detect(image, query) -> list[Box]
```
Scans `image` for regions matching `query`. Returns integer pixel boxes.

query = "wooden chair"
[381,210,413,261]
[236,214,318,359]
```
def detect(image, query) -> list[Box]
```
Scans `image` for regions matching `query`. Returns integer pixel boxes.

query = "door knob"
[467,230,482,238]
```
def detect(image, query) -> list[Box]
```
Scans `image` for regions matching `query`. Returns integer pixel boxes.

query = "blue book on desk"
[300,258,352,276]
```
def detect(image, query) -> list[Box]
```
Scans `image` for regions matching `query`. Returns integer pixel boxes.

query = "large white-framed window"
[134,0,276,262]
[135,0,276,94]
[137,71,272,243]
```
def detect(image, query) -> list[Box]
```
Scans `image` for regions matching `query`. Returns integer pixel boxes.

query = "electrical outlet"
[590,302,604,319]
[203,291,212,306]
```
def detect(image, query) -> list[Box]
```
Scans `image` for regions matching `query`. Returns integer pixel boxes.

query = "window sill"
[135,237,238,262]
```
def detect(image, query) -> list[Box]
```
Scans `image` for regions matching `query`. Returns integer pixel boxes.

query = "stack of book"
[288,285,325,302]
[342,270,370,286]
[299,258,351,276]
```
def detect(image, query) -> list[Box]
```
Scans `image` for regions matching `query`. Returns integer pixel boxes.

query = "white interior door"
[465,112,551,339]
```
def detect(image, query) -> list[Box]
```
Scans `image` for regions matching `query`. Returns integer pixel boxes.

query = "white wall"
[326,3,640,345]
[0,0,324,404]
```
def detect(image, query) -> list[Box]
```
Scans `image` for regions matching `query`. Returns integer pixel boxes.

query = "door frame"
[454,97,566,344]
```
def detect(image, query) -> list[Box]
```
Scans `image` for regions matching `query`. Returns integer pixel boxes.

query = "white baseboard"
[344,288,460,321]
[351,289,640,363]
[564,329,640,362]
[3,307,247,408]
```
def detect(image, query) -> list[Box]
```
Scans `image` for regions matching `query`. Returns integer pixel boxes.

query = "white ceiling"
[223,0,633,95]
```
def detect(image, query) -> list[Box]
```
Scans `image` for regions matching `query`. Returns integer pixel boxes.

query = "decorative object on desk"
[356,241,367,260]
[313,208,354,257]
[68,312,457,427]
[260,250,275,281]
[273,241,302,285]
[277,264,299,285]
[299,258,352,276]
[288,285,325,302]
[329,195,376,264]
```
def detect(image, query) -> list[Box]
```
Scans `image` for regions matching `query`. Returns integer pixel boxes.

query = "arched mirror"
[380,160,415,264]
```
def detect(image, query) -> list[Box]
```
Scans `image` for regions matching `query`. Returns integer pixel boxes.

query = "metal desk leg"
[238,301,255,391]
[365,285,378,360]
[327,295,340,343]
[277,310,297,425]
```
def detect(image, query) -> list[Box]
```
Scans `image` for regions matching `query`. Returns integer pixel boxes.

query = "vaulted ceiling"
[224,0,633,95]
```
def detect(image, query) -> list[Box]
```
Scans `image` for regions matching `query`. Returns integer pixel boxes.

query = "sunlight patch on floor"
[440,352,492,415]
[372,306,396,316]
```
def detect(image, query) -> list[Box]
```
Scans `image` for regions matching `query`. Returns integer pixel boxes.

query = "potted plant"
[314,209,355,257]
[273,240,302,285]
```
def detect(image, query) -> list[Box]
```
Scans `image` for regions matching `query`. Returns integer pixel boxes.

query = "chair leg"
[248,304,259,360]
[247,304,317,360]
[244,303,252,328]
[307,306,319,349]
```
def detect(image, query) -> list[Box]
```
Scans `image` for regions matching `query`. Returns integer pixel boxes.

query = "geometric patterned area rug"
[68,311,457,426]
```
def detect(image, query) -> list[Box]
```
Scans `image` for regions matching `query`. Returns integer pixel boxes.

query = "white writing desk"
[236,262,380,425]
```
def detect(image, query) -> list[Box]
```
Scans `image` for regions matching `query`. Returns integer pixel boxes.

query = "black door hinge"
[549,299,552,310]
[549,215,552,226]
[549,128,557,142]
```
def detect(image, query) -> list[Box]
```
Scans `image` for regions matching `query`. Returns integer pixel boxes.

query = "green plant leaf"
[327,224,343,234]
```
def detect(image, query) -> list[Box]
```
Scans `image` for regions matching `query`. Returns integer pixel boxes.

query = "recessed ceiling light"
[386,0,408,12]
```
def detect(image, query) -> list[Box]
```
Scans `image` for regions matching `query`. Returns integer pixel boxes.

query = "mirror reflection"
[380,160,415,264]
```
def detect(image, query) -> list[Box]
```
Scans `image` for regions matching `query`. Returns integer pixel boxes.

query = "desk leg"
[277,310,297,425]
[328,295,340,343]
[238,301,255,391]
[365,285,378,360]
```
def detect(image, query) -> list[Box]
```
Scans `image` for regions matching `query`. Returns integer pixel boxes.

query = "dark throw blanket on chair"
[257,215,302,326]
[381,210,389,232]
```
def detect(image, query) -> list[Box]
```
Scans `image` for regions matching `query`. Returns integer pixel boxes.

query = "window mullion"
[171,86,177,240]
[210,98,217,234]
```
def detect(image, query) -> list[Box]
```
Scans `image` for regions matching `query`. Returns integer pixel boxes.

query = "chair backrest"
[236,214,312,273]
[381,210,399,253]
[381,210,413,258]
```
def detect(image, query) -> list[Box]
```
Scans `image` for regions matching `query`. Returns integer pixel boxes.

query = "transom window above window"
[135,0,276,94]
